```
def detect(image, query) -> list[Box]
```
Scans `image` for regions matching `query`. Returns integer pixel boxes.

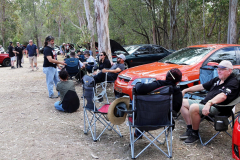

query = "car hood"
[120,62,194,80]
[95,39,128,54]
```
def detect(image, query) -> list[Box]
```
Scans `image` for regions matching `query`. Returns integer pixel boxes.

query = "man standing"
[43,35,66,98]
[8,42,16,69]
[26,40,39,71]
[179,60,239,144]
[15,42,23,68]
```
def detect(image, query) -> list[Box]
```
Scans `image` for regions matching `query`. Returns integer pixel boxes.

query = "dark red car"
[0,53,10,67]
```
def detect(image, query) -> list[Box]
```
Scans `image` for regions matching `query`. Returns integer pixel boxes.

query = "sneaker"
[36,67,39,70]
[49,94,58,99]
[179,128,192,140]
[134,133,142,139]
[184,132,199,144]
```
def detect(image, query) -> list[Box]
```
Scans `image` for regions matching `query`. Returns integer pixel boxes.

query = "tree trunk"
[202,0,206,43]
[32,0,39,47]
[84,0,96,57]
[227,0,238,44]
[0,0,6,48]
[94,0,111,62]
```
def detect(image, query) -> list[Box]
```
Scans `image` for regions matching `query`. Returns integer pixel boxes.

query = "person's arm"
[182,84,204,97]
[135,81,160,95]
[102,67,121,73]
[26,49,28,58]
[36,48,39,57]
[202,93,227,116]
[46,56,66,65]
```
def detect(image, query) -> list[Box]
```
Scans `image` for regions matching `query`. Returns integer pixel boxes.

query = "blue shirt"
[26,44,37,57]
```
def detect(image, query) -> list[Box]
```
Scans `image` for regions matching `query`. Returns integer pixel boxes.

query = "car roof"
[188,44,240,49]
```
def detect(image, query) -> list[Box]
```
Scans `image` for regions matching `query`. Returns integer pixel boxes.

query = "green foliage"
[0,0,239,50]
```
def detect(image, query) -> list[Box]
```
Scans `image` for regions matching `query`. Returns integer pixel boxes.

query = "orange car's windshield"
[159,47,214,65]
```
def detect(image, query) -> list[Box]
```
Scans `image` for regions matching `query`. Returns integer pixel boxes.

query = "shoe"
[179,128,192,140]
[184,132,199,144]
[11,66,15,69]
[134,133,142,139]
[20,66,23,68]
[49,94,58,99]
[36,67,39,70]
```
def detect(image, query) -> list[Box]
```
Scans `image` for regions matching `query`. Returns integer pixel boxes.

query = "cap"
[117,54,126,61]
[217,60,233,69]
[9,42,13,44]
[84,50,89,55]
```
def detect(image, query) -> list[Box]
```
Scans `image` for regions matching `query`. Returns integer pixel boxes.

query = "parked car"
[114,44,240,99]
[0,53,10,67]
[232,116,240,159]
[39,45,60,54]
[112,44,173,69]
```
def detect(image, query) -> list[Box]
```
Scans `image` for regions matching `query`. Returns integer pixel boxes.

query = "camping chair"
[65,57,83,81]
[182,65,218,100]
[118,85,174,158]
[82,75,122,142]
[183,67,240,145]
[199,96,240,146]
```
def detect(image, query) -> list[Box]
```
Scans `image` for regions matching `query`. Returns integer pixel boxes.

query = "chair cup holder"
[214,116,229,131]
[97,95,103,102]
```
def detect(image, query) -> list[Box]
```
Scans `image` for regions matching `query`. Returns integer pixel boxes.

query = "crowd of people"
[4,35,239,146]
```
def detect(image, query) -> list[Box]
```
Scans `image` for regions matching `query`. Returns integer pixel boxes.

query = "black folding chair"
[118,86,174,158]
[199,96,240,146]
[82,75,122,142]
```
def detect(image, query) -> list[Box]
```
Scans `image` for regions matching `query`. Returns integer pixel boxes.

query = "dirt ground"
[0,54,237,160]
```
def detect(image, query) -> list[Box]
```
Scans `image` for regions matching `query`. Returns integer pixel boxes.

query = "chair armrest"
[213,96,240,108]
[178,79,199,86]
[116,105,136,114]
[88,62,94,65]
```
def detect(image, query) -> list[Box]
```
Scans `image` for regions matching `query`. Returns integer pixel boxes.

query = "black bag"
[214,115,229,131]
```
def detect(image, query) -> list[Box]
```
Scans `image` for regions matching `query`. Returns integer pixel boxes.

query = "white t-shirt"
[87,56,96,66]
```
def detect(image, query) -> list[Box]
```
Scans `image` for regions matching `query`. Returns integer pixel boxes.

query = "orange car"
[114,44,240,99]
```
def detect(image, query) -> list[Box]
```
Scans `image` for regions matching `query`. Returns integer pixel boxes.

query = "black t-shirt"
[201,73,239,106]
[43,46,57,68]
[8,45,14,57]
[15,46,23,56]
[99,58,111,70]
[135,80,183,113]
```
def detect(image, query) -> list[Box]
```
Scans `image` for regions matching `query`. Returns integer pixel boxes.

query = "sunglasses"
[117,57,122,59]
[100,54,103,56]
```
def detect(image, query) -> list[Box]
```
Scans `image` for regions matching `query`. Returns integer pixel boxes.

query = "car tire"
[124,62,129,69]
[2,58,10,67]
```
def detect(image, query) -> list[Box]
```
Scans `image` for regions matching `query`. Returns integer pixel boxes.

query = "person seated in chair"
[77,50,85,62]
[93,54,125,84]
[55,70,80,112]
[179,60,239,144]
[65,52,84,80]
[93,51,111,75]
[134,68,183,137]
[83,50,96,73]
